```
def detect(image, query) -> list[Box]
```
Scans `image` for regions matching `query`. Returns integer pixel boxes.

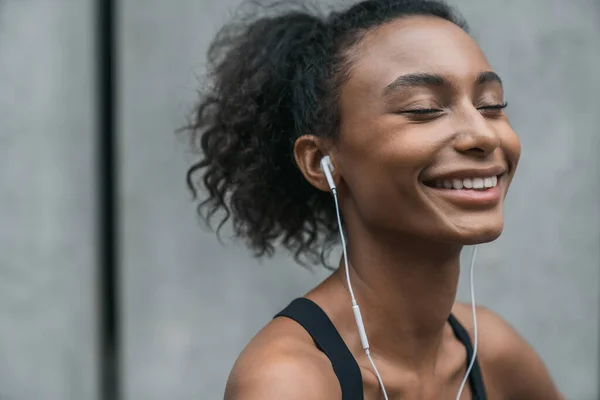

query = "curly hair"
[183,0,468,267]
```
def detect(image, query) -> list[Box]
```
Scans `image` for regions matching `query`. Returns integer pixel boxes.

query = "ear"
[293,135,338,192]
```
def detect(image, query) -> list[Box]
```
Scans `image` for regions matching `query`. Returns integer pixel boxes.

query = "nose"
[452,111,500,157]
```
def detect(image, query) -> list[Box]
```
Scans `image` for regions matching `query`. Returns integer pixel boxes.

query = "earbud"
[320,155,336,191]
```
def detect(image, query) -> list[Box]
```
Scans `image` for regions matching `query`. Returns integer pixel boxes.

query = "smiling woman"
[183,0,562,399]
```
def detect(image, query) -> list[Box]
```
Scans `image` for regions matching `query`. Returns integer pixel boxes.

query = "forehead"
[344,16,491,92]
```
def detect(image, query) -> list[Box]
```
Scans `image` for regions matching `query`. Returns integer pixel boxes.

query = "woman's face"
[335,16,521,245]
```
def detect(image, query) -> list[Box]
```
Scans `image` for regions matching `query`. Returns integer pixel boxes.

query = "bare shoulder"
[451,302,524,363]
[452,302,564,399]
[224,317,341,400]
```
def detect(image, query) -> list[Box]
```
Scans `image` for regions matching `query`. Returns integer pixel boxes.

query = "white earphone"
[319,155,478,400]
[320,156,336,192]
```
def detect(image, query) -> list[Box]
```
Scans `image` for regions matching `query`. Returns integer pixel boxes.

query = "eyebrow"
[476,71,503,87]
[382,71,503,96]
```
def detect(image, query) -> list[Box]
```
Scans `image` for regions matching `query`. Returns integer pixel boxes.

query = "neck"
[336,227,463,372]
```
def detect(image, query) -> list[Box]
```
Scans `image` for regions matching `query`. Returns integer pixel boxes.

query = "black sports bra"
[275,297,487,399]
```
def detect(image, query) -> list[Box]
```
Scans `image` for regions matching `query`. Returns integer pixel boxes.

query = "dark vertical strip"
[95,0,120,399]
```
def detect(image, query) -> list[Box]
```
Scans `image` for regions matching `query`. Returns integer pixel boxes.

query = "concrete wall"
[0,1,98,400]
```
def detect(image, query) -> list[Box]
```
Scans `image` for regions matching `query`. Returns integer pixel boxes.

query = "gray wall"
[0,1,98,400]
[0,0,598,399]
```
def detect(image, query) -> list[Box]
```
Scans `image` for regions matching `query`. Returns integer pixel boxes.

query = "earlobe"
[293,135,337,192]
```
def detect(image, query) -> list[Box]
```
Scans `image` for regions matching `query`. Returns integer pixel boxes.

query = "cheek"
[337,125,440,223]
[342,118,443,173]
[500,127,521,171]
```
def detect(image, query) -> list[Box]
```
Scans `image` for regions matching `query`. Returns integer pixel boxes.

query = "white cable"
[332,189,356,303]
[332,189,389,400]
[366,350,388,400]
[455,245,479,400]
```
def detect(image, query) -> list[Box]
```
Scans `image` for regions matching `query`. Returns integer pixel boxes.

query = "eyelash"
[478,101,508,111]
[403,102,508,115]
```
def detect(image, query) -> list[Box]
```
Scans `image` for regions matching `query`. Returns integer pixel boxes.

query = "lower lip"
[422,182,502,207]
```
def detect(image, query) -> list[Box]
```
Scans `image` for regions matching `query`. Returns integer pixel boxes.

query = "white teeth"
[431,176,499,190]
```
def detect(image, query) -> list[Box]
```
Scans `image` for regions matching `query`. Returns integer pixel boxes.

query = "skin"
[224,16,563,400]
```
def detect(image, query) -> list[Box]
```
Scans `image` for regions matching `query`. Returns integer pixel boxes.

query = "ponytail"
[185,3,338,265]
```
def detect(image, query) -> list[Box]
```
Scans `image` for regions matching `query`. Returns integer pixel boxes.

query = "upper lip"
[421,165,507,182]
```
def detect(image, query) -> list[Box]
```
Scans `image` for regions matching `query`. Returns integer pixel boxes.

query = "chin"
[450,218,504,245]
[460,230,502,245]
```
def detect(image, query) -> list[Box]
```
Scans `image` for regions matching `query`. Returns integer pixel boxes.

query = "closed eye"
[399,108,443,115]
[477,102,508,111]
[397,102,507,117]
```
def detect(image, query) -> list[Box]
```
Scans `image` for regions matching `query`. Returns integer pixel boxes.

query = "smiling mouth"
[423,175,500,191]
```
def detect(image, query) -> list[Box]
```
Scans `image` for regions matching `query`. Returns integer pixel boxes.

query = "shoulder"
[452,303,524,363]
[452,303,564,399]
[224,317,341,400]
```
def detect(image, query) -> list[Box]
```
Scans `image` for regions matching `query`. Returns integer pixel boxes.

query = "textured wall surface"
[0,1,98,400]
[119,1,600,399]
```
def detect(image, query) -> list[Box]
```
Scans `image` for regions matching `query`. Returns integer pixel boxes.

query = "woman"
[185,0,563,398]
